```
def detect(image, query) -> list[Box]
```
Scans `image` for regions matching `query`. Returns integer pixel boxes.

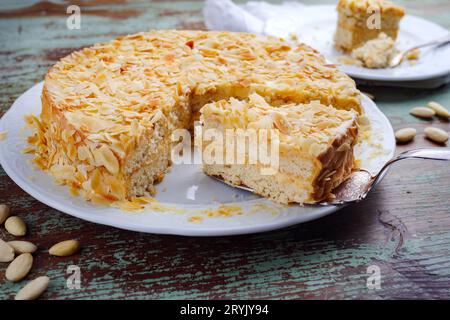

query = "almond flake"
[95,145,120,174]
[272,112,292,135]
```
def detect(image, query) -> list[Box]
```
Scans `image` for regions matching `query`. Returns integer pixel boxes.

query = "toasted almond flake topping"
[95,145,120,174]
[201,93,357,158]
[77,145,90,161]
[272,112,292,135]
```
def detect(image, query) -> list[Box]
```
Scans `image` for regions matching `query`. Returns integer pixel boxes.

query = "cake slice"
[198,94,359,204]
[334,0,405,52]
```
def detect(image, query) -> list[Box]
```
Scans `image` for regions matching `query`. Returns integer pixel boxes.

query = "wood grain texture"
[1,0,450,300]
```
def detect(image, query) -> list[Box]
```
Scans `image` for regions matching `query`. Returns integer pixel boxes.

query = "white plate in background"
[265,5,450,82]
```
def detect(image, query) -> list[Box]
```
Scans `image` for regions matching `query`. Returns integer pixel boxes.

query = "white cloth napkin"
[203,0,307,37]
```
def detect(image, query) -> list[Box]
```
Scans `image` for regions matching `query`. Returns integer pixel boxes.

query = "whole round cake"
[27,30,362,206]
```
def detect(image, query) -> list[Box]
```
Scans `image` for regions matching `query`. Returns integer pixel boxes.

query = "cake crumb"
[0,131,7,141]
[351,33,396,69]
[336,55,362,67]
[188,216,203,223]
[21,146,35,154]
[249,203,281,215]
[150,202,186,214]
[202,204,242,218]
[406,48,420,61]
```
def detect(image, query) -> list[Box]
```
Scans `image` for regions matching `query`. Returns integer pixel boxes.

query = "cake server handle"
[370,148,450,189]
[325,148,450,205]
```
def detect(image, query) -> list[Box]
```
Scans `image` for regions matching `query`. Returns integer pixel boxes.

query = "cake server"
[211,148,450,206]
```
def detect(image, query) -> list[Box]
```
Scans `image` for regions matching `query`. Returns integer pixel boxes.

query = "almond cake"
[27,30,362,206]
[334,0,405,52]
[199,94,358,204]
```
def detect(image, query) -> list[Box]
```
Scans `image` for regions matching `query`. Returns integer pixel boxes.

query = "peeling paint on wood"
[1,0,450,300]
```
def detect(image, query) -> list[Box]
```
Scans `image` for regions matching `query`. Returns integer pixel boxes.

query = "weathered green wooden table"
[1,0,450,300]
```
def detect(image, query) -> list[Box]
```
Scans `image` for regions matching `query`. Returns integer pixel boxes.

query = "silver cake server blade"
[210,148,450,206]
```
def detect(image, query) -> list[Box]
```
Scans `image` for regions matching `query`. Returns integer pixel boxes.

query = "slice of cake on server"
[198,94,359,204]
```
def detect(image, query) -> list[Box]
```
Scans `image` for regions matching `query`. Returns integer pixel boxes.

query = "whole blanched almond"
[5,216,27,236]
[6,253,33,282]
[427,102,450,118]
[49,240,80,257]
[395,128,417,143]
[0,204,11,224]
[410,107,435,119]
[424,127,449,144]
[7,241,37,254]
[15,276,50,300]
[0,239,15,263]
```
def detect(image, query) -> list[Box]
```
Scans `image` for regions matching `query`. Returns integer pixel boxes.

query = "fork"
[389,34,450,68]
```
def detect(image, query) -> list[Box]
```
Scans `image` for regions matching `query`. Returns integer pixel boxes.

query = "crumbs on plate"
[0,131,7,141]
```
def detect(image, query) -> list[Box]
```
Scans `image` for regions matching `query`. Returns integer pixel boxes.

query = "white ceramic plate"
[0,82,395,236]
[265,5,450,82]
